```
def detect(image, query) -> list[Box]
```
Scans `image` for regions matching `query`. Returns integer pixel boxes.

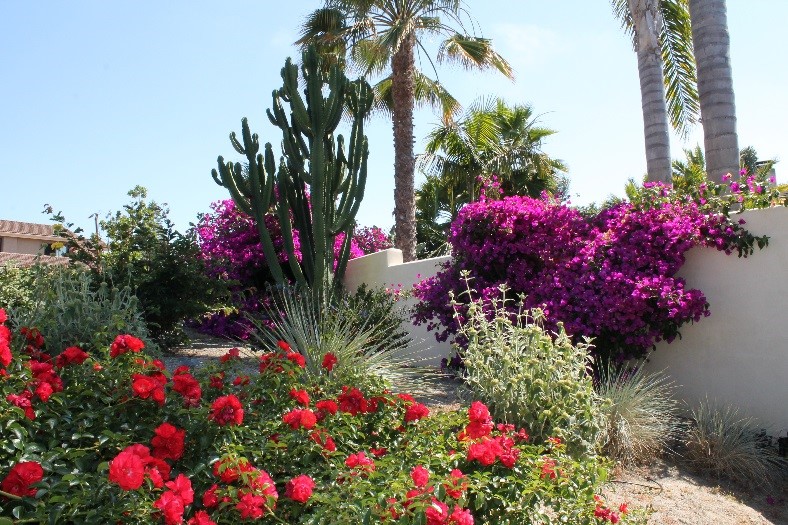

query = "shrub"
[596,364,679,465]
[414,192,766,363]
[6,265,155,356]
[454,281,602,455]
[0,307,627,524]
[0,264,39,314]
[683,398,787,487]
[353,226,393,255]
[194,199,376,339]
[48,187,226,348]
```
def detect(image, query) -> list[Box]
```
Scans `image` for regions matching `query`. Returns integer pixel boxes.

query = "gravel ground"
[166,330,788,524]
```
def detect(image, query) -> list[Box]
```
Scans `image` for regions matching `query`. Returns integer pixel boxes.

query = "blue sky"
[2,1,786,234]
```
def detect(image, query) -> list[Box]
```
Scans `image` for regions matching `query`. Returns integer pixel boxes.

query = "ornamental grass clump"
[455,280,602,455]
[683,398,787,487]
[596,364,679,465]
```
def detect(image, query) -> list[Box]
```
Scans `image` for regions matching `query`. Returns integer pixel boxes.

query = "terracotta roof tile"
[0,220,56,237]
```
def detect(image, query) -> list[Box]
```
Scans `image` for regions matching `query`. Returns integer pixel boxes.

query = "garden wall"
[646,207,788,434]
[343,249,453,366]
[344,207,788,432]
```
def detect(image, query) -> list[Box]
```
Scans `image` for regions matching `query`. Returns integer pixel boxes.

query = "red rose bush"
[0,308,626,523]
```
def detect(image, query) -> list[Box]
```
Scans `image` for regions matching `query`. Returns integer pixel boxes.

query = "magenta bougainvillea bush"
[413,188,766,362]
[194,201,391,339]
[0,309,628,524]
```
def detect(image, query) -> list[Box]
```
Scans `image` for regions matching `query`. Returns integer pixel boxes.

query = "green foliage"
[596,365,679,465]
[453,280,602,455]
[213,46,373,290]
[249,284,437,398]
[50,186,227,348]
[415,98,568,257]
[0,265,39,314]
[7,266,155,355]
[683,398,787,487]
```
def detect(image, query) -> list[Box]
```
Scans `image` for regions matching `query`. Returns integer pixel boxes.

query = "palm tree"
[688,0,739,183]
[415,98,568,256]
[298,1,513,262]
[612,0,698,182]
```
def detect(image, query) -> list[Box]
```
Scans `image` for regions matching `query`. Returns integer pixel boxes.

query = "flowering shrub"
[353,226,394,255]
[414,191,767,362]
[194,200,368,339]
[0,308,627,524]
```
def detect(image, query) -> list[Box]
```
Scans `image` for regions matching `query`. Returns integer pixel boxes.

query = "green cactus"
[212,46,372,291]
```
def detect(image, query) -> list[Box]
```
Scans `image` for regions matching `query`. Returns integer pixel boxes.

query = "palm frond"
[660,0,699,137]
[373,71,461,122]
[438,34,514,78]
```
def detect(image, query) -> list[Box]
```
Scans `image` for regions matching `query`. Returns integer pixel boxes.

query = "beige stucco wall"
[646,207,788,432]
[0,236,48,255]
[343,249,454,366]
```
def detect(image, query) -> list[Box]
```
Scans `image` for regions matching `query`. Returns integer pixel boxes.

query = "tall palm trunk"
[689,0,738,183]
[391,33,417,261]
[629,0,672,182]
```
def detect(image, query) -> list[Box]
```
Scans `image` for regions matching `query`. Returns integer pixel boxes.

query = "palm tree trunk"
[391,33,417,262]
[689,0,739,183]
[629,0,672,183]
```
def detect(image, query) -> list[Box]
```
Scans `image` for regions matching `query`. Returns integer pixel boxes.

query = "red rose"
[0,308,7,323]
[309,430,337,452]
[468,401,490,423]
[154,490,185,525]
[6,392,35,420]
[187,510,216,525]
[172,372,202,407]
[152,422,186,461]
[108,447,147,490]
[1,461,43,498]
[132,373,166,405]
[443,469,468,499]
[236,492,266,519]
[404,402,430,422]
[110,334,145,358]
[282,408,317,430]
[286,351,305,368]
[410,465,430,488]
[425,498,449,525]
[337,386,369,415]
[55,346,89,368]
[144,456,172,488]
[165,474,194,506]
[220,347,240,363]
[449,505,474,525]
[467,438,503,466]
[209,395,244,426]
[345,452,375,475]
[315,399,338,420]
[277,340,291,352]
[289,388,310,406]
[321,352,338,371]
[202,484,219,508]
[285,474,315,503]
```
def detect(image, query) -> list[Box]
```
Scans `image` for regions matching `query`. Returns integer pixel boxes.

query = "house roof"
[0,220,64,243]
[0,252,71,268]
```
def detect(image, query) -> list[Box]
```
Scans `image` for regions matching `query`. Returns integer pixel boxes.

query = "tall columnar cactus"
[212,46,372,290]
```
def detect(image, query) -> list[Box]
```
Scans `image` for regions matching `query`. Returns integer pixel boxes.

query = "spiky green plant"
[248,285,442,399]
[684,398,787,486]
[596,364,679,465]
